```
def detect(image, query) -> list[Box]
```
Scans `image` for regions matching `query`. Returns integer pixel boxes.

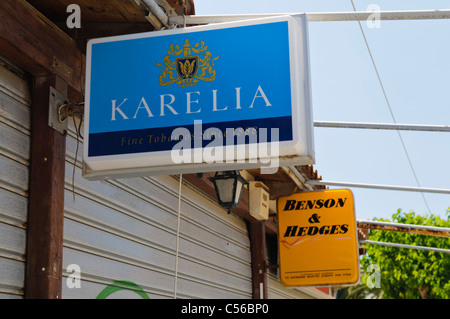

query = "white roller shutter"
[0,60,30,298]
[62,120,252,298]
[0,58,329,300]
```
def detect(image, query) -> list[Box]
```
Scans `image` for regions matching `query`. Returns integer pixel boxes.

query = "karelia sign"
[83,15,314,179]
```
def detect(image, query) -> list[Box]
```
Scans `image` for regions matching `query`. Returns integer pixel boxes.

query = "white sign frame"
[83,14,314,180]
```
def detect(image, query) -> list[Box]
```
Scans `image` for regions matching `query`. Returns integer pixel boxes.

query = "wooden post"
[249,221,268,299]
[25,75,67,299]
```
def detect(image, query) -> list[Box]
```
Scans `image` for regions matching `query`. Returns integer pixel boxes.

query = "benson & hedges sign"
[277,189,360,287]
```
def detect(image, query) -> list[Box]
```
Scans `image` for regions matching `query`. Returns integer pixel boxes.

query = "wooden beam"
[51,21,154,53]
[0,0,83,94]
[249,221,268,299]
[25,75,67,299]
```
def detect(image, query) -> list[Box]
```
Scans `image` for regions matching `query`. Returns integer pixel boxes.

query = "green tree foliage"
[335,282,383,299]
[360,209,450,299]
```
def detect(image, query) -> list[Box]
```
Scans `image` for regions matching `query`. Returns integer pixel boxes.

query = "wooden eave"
[26,0,195,52]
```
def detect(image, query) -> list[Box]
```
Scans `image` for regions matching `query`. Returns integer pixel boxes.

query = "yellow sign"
[277,189,359,287]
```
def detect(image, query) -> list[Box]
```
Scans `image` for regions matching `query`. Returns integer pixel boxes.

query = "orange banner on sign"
[277,189,359,287]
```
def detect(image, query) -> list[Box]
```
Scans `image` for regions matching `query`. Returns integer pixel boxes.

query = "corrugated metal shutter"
[0,58,330,300]
[62,121,252,298]
[0,61,30,298]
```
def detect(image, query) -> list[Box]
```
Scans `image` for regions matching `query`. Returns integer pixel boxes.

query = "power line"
[306,179,450,195]
[360,240,450,254]
[168,10,450,25]
[349,0,431,214]
[314,121,450,132]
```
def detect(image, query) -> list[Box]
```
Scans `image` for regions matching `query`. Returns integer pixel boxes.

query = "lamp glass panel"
[215,178,235,203]
[234,179,244,206]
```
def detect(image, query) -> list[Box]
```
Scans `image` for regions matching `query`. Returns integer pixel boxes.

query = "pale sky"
[194,0,450,221]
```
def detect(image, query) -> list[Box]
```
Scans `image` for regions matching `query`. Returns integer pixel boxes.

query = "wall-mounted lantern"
[208,171,248,214]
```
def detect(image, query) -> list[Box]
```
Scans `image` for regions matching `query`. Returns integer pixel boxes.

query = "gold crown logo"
[156,39,219,88]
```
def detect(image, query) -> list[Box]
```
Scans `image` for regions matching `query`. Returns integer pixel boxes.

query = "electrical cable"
[350,0,431,214]
[174,173,182,299]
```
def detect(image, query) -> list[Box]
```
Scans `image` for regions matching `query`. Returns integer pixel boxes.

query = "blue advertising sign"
[83,15,314,179]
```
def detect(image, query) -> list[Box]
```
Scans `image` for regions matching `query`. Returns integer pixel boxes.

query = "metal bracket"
[48,86,69,135]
